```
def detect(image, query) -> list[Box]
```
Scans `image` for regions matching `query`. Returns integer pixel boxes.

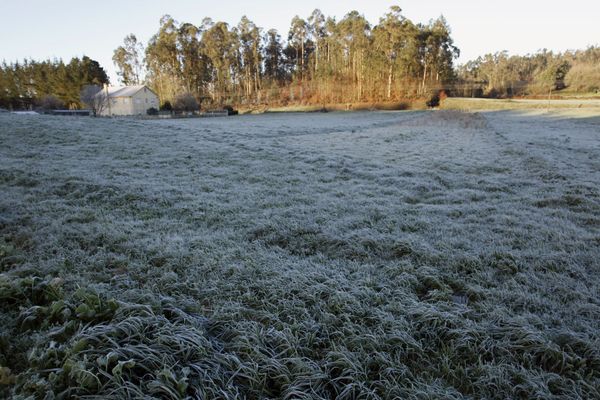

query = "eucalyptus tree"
[418,16,459,94]
[119,7,468,105]
[337,11,371,100]
[373,6,403,98]
[263,29,285,84]
[177,22,210,97]
[371,7,420,98]
[322,17,339,76]
[430,17,459,83]
[288,16,309,81]
[112,34,144,85]
[307,9,326,76]
[201,21,239,103]
[237,16,262,99]
[145,15,182,102]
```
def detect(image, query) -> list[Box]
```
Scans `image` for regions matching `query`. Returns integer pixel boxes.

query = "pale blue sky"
[1,0,598,83]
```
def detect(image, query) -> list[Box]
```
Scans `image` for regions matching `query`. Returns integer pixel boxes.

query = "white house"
[98,85,159,116]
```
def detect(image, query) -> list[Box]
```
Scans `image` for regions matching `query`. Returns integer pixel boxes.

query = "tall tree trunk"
[387,62,393,99]
[315,41,319,75]
[301,37,305,83]
[296,47,300,79]
[422,62,428,95]
[352,53,356,100]
[358,51,363,101]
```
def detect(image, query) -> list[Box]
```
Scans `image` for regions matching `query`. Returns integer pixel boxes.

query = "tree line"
[2,7,599,111]
[456,47,600,98]
[113,7,459,107]
[0,57,109,110]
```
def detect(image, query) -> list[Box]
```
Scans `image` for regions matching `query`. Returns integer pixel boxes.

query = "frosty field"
[0,109,599,399]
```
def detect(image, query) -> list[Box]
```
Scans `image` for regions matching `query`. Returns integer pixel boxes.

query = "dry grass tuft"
[401,110,490,129]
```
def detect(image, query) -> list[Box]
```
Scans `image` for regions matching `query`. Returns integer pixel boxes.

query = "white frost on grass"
[0,109,599,399]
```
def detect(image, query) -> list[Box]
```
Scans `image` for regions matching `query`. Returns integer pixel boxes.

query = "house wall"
[131,88,159,115]
[105,97,134,116]
[99,87,159,116]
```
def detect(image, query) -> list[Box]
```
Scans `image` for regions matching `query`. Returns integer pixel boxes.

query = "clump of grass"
[0,232,31,272]
[249,226,413,261]
[0,275,63,308]
[401,110,490,129]
[487,252,521,275]
[535,195,586,209]
[3,283,234,399]
[22,304,215,399]
[0,242,20,272]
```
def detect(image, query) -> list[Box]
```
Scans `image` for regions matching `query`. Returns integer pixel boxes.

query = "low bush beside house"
[36,95,64,112]
[173,93,199,113]
[160,101,173,112]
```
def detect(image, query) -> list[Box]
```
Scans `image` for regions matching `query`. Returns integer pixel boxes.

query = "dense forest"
[0,57,109,109]
[113,7,459,107]
[1,7,599,110]
[456,47,600,98]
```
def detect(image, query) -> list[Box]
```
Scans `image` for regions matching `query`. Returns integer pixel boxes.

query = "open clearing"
[1,109,599,399]
[442,97,600,111]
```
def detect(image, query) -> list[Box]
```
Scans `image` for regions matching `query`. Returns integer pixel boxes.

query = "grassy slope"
[442,97,600,111]
[0,110,599,399]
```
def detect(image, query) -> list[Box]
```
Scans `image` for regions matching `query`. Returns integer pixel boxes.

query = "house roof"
[102,85,155,98]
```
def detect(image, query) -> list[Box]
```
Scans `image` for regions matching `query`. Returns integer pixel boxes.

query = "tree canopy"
[114,8,459,106]
[0,57,109,110]
[457,47,600,97]
[2,7,598,111]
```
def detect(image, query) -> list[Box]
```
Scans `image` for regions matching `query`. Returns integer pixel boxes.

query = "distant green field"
[443,97,600,110]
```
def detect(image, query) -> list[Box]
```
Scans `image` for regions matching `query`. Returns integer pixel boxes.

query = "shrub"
[223,105,238,116]
[37,95,64,111]
[565,63,600,93]
[173,93,199,113]
[146,107,159,116]
[160,101,173,112]
[426,92,441,108]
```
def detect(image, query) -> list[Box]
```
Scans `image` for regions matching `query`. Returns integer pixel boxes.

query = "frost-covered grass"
[0,110,599,399]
